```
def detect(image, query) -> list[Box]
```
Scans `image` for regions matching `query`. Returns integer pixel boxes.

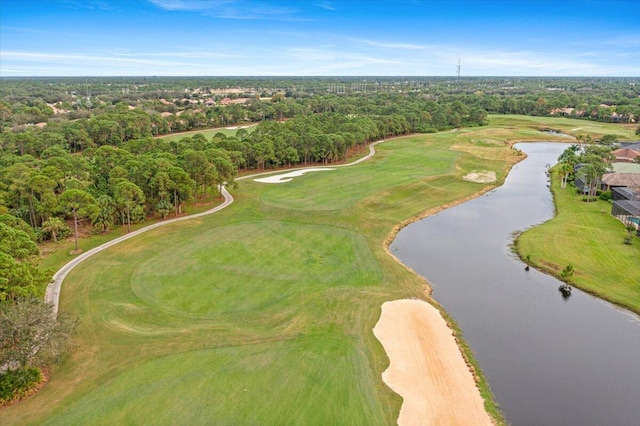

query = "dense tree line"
[0,214,76,405]
[1,76,636,402]
[0,77,638,247]
[0,87,490,249]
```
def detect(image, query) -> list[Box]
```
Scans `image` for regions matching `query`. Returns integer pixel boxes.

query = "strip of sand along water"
[373,299,493,426]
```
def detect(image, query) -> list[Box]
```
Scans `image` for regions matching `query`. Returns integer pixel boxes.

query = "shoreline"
[377,148,526,425]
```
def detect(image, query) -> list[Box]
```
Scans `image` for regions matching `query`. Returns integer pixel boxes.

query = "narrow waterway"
[391,143,640,426]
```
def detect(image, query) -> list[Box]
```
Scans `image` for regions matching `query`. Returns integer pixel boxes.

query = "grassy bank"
[6,116,633,424]
[516,167,640,314]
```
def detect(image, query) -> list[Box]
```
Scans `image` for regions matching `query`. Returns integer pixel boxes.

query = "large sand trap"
[373,299,493,426]
[253,168,335,183]
[463,170,496,183]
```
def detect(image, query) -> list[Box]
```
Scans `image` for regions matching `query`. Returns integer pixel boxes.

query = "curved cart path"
[45,140,383,314]
[45,187,234,315]
[44,136,491,424]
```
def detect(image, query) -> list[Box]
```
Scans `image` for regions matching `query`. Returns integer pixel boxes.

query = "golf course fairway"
[5,116,617,425]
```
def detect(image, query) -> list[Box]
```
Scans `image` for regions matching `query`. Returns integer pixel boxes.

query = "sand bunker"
[373,299,492,426]
[253,168,335,183]
[463,170,496,183]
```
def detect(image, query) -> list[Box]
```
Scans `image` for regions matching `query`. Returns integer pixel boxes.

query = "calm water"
[391,143,640,426]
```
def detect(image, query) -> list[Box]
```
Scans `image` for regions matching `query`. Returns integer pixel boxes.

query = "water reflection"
[391,143,640,426]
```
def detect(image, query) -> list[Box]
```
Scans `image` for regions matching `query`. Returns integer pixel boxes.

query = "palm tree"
[559,162,574,189]
[59,189,97,251]
[41,217,66,242]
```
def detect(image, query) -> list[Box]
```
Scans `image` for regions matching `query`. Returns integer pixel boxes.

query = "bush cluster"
[0,367,43,406]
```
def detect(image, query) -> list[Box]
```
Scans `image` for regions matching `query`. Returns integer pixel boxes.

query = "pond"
[390,142,640,426]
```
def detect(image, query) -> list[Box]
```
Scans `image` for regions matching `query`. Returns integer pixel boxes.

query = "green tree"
[599,134,618,146]
[0,221,48,301]
[91,194,116,233]
[559,162,574,189]
[167,166,194,215]
[155,199,173,219]
[579,145,614,201]
[41,217,67,242]
[0,298,77,370]
[26,174,57,227]
[113,180,145,232]
[59,189,97,251]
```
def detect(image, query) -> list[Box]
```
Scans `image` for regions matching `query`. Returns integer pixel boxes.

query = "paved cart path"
[44,135,491,425]
[44,140,382,313]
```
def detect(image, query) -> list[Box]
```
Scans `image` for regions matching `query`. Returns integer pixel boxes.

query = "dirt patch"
[463,171,497,183]
[373,299,493,425]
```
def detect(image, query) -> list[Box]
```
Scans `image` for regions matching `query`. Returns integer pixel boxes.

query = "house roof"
[611,147,640,162]
[612,187,640,201]
[602,173,640,188]
[613,200,640,216]
[611,163,640,174]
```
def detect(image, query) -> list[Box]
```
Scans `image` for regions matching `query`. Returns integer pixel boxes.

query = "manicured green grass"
[490,114,638,140]
[516,169,640,314]
[156,124,257,142]
[8,117,632,425]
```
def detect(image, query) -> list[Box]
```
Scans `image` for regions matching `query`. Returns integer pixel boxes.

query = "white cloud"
[313,1,336,11]
[146,0,236,12]
[352,38,429,50]
[2,51,200,69]
[146,0,303,20]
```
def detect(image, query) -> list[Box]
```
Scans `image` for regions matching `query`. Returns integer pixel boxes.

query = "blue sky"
[1,0,639,76]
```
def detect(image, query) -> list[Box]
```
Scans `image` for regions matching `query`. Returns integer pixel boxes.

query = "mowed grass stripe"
[9,117,636,425]
[131,221,381,318]
[42,336,384,426]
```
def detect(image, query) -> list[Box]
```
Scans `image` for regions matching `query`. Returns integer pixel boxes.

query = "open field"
[516,168,640,314]
[5,116,635,424]
[490,114,638,140]
[155,124,257,142]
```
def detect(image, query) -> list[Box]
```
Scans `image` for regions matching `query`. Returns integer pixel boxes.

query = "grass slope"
[516,168,640,314]
[5,116,634,425]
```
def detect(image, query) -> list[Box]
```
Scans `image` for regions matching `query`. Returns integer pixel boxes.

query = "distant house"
[573,174,590,194]
[219,97,248,105]
[612,187,640,201]
[611,147,640,163]
[612,200,640,229]
[602,173,640,191]
[608,178,640,229]
[611,163,640,174]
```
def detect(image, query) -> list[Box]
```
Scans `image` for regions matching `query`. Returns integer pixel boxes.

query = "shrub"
[598,190,612,201]
[560,264,574,281]
[37,222,72,242]
[0,367,43,406]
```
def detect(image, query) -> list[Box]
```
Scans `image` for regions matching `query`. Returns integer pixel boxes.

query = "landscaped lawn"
[5,116,635,424]
[516,168,640,314]
[155,123,257,142]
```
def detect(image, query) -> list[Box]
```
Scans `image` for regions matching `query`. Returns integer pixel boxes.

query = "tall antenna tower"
[456,59,461,78]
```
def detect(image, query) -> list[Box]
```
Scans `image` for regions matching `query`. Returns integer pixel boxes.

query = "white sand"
[373,299,493,426]
[463,171,496,183]
[253,168,335,183]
